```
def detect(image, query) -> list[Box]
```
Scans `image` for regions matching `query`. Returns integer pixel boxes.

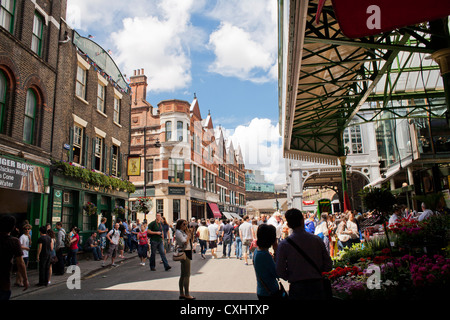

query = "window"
[73,125,83,165]
[94,136,103,171]
[156,199,164,214]
[0,71,6,133]
[146,159,153,182]
[31,13,44,56]
[165,121,172,141]
[0,0,15,33]
[76,65,86,99]
[173,199,180,221]
[23,89,36,144]
[114,96,121,123]
[343,125,363,154]
[97,83,105,112]
[177,121,183,141]
[111,145,119,176]
[168,158,184,183]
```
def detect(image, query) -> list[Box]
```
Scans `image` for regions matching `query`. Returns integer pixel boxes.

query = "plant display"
[134,197,152,214]
[52,160,136,193]
[83,202,97,216]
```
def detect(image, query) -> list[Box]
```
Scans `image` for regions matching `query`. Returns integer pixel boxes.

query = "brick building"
[129,70,246,224]
[0,0,133,260]
[0,0,65,262]
[49,24,132,238]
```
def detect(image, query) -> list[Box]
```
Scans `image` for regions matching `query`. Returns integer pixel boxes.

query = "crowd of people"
[2,201,446,301]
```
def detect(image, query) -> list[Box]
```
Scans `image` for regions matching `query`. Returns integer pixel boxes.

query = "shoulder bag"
[286,238,332,299]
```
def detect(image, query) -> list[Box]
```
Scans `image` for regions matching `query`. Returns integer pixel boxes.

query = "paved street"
[11,246,260,300]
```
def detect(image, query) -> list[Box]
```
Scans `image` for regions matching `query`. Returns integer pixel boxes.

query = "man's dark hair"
[256,224,276,249]
[39,225,47,234]
[285,208,304,229]
[0,215,16,233]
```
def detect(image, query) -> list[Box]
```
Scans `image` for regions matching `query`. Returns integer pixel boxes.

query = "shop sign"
[0,156,46,193]
[52,189,63,223]
[169,187,185,195]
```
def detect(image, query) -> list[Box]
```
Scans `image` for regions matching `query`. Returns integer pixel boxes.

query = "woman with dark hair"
[174,219,195,300]
[252,224,283,300]
[67,226,80,266]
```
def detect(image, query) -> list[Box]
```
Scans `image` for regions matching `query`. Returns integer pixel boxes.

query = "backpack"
[63,230,71,247]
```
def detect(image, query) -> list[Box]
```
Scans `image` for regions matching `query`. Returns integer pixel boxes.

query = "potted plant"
[83,202,98,216]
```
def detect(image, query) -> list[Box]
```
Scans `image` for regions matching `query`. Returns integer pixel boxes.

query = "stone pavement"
[10,251,137,299]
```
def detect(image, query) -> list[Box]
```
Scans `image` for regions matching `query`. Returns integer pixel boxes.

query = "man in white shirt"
[389,206,402,226]
[207,218,219,259]
[267,212,283,240]
[418,203,435,221]
[102,223,121,267]
[239,215,253,265]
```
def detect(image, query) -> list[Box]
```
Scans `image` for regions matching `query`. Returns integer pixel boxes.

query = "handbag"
[286,238,332,299]
[173,249,186,261]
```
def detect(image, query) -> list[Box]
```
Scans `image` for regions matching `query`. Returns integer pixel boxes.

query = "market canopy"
[279,0,450,164]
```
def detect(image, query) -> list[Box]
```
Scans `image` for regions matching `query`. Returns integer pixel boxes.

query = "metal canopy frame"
[282,0,448,162]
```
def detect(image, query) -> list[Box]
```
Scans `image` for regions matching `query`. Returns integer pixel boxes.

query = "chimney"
[129,68,148,105]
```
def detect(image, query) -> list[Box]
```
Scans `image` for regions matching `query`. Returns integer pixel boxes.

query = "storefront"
[0,154,50,266]
[50,175,129,246]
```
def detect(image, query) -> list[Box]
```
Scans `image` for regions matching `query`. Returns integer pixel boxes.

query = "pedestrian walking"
[36,225,53,286]
[234,220,242,259]
[0,215,28,300]
[147,213,171,271]
[221,219,234,258]
[276,208,333,300]
[137,224,149,266]
[175,219,195,300]
[102,223,121,267]
[197,219,209,259]
[207,218,218,259]
[46,228,57,284]
[54,222,66,275]
[239,215,254,265]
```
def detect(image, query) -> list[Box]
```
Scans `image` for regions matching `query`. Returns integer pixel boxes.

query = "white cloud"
[221,118,285,184]
[206,0,278,83]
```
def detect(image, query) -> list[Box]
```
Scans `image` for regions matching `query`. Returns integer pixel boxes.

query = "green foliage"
[359,186,396,214]
[52,160,136,193]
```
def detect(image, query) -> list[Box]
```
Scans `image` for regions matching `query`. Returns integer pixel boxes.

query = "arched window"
[23,89,37,144]
[0,71,6,133]
[165,121,172,141]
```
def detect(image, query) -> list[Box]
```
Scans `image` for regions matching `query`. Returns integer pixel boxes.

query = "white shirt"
[389,214,400,226]
[208,224,219,241]
[239,221,253,240]
[19,234,30,258]
[107,228,121,245]
[418,209,434,221]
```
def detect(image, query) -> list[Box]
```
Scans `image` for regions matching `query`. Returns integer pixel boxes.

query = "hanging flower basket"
[83,202,98,216]
[113,205,125,216]
[134,197,153,214]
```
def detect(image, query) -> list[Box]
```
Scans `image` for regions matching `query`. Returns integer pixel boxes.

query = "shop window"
[23,89,37,144]
[156,199,164,214]
[0,0,15,33]
[173,199,180,221]
[31,12,44,56]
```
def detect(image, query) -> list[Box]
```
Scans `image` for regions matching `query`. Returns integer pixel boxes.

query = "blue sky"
[67,0,284,184]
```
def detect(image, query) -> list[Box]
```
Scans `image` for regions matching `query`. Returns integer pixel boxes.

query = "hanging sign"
[0,156,46,193]
[322,0,450,38]
[127,156,141,176]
